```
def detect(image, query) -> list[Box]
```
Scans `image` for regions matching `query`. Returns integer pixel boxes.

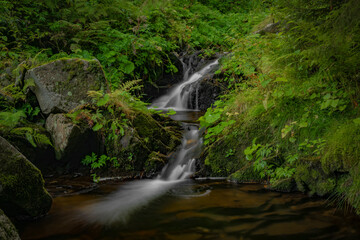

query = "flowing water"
[19,56,360,239]
[151,58,219,111]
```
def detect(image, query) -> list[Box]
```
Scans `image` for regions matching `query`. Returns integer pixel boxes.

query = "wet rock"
[45,113,102,171]
[186,62,223,111]
[188,76,223,111]
[25,58,108,114]
[0,136,52,217]
[0,209,20,240]
[143,53,184,102]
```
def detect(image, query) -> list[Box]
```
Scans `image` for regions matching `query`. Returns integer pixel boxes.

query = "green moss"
[228,163,263,183]
[0,137,52,217]
[0,209,20,240]
[132,112,181,154]
[270,178,296,192]
[294,162,336,196]
[144,151,167,173]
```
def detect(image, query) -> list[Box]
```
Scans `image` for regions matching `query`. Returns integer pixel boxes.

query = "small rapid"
[80,57,218,224]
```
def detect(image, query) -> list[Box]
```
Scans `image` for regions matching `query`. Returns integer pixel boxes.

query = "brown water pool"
[19,180,360,240]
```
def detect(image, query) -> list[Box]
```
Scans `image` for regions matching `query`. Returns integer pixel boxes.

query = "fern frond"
[10,127,52,147]
[87,90,104,99]
[0,110,26,128]
[118,79,142,92]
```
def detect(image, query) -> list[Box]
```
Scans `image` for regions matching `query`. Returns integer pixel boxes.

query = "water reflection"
[20,182,360,240]
[80,179,190,224]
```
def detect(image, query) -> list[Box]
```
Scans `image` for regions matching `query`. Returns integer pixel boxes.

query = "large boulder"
[25,58,108,114]
[45,113,102,170]
[0,136,52,217]
[0,209,20,240]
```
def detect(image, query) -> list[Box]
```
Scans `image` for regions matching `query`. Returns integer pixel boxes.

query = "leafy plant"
[82,153,119,170]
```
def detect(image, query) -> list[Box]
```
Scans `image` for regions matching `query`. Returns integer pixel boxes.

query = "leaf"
[331,99,339,108]
[120,61,135,74]
[25,132,37,147]
[353,118,360,125]
[299,121,308,128]
[97,94,110,107]
[320,99,331,110]
[323,93,331,100]
[92,123,103,131]
[281,124,292,138]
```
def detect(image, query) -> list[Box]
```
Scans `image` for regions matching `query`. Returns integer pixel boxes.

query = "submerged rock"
[45,113,102,170]
[0,136,52,217]
[25,58,108,114]
[0,209,20,240]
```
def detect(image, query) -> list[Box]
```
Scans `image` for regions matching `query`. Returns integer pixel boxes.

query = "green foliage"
[199,100,236,145]
[201,0,360,215]
[82,152,119,170]
[0,84,51,147]
[0,0,268,92]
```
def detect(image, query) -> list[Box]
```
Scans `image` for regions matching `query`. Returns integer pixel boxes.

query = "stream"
[20,58,360,240]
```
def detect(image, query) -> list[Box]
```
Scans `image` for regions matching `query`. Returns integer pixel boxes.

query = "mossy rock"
[25,58,109,114]
[294,161,336,197]
[132,112,181,154]
[228,163,263,183]
[269,178,296,193]
[45,113,102,171]
[144,151,168,177]
[0,136,52,217]
[0,209,20,240]
[100,113,182,176]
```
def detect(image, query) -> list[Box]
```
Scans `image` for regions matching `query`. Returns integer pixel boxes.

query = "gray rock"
[0,136,52,217]
[25,58,108,114]
[0,209,20,240]
[45,113,101,170]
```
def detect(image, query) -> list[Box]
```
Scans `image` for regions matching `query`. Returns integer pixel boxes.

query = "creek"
[20,57,360,240]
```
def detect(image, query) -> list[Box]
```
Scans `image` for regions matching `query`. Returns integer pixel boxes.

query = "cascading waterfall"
[81,57,218,224]
[151,58,219,111]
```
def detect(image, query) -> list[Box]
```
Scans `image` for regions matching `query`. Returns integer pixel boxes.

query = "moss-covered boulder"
[45,113,102,170]
[0,209,20,240]
[269,178,296,192]
[228,163,264,183]
[25,58,108,114]
[0,136,52,217]
[97,112,182,177]
[294,161,336,196]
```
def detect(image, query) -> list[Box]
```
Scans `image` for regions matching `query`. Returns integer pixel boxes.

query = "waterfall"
[151,58,219,111]
[81,56,218,224]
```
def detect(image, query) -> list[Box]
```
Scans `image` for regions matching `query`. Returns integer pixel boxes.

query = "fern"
[10,127,52,147]
[118,79,143,92]
[0,110,26,128]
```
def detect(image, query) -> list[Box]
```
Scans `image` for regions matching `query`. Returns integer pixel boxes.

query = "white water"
[81,57,216,224]
[151,59,219,111]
